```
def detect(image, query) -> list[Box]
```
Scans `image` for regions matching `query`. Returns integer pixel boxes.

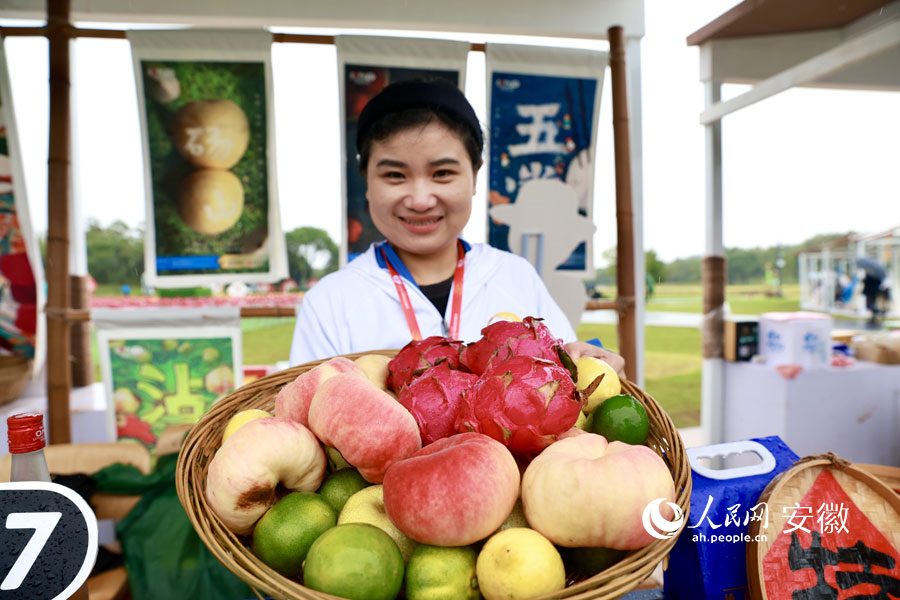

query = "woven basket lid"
[747,453,900,600]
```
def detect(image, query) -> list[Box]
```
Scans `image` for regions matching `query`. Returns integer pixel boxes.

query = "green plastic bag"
[94,453,254,600]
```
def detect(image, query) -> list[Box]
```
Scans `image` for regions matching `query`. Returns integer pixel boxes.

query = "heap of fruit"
[204,317,677,600]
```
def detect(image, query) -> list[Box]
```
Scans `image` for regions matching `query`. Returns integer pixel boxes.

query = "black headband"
[355,79,483,155]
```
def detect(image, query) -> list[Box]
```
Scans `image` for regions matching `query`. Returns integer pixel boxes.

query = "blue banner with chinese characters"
[486,45,606,274]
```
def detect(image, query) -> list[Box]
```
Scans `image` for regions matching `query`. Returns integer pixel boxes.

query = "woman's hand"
[564,341,626,379]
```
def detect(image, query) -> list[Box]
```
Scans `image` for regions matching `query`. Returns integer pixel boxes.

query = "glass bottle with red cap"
[6,413,91,599]
[7,411,51,482]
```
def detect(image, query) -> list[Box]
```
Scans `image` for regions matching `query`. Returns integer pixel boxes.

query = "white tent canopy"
[1,0,649,441]
[688,0,900,444]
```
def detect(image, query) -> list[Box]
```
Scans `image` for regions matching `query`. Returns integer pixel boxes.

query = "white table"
[1,376,112,455]
[722,360,900,466]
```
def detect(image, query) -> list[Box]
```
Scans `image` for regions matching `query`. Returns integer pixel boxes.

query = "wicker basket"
[0,355,32,406]
[176,350,692,600]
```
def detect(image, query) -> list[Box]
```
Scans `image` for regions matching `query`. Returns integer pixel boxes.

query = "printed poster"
[487,44,607,275]
[336,36,470,264]
[0,38,43,366]
[95,307,242,454]
[129,30,287,287]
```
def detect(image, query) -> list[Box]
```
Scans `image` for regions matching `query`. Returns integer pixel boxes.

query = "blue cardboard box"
[664,436,799,600]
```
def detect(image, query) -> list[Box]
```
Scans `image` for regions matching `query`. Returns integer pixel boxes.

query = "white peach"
[205,417,326,534]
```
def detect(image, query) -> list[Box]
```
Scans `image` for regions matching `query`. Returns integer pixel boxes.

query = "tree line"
[593,232,845,286]
[48,221,845,288]
[54,220,341,288]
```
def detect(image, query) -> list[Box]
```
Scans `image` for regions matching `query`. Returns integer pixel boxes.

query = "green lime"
[590,394,649,445]
[251,492,337,579]
[405,544,480,600]
[318,468,371,513]
[303,523,404,600]
[560,546,626,577]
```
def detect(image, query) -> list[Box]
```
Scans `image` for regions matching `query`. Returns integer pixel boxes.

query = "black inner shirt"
[419,275,454,316]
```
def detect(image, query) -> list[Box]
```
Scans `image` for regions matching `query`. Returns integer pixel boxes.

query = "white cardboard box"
[758,311,833,368]
[723,361,900,466]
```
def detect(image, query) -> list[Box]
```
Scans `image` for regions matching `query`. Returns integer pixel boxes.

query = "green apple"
[338,485,417,561]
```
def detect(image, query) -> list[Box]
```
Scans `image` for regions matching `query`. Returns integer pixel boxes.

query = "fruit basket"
[0,355,32,406]
[176,350,692,600]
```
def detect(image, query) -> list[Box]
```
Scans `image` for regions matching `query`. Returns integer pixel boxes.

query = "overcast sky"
[2,0,898,266]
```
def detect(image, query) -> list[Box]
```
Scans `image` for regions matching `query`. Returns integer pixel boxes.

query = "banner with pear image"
[129,30,287,287]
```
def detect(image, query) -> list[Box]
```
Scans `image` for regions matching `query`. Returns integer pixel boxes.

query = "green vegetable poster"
[129,29,287,287]
[95,307,242,454]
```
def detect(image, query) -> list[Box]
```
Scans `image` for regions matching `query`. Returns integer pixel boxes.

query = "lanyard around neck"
[381,240,466,340]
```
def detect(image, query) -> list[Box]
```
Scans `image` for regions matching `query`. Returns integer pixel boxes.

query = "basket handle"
[687,440,776,480]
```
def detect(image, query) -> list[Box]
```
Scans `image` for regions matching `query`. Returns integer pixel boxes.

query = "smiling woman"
[288,79,624,374]
[365,120,475,285]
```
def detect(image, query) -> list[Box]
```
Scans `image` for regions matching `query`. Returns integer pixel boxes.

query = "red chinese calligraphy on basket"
[747,454,900,600]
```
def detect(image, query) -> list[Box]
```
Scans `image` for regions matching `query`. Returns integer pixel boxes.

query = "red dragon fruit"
[387,336,466,393]
[397,362,479,445]
[456,355,588,458]
[460,316,575,377]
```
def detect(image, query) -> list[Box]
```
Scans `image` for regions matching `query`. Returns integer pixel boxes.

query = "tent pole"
[46,0,73,444]
[701,79,725,445]
[608,26,637,381]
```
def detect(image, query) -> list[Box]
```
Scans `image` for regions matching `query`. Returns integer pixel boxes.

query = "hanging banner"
[486,44,607,276]
[0,38,43,369]
[95,307,242,455]
[128,30,287,288]
[336,36,470,263]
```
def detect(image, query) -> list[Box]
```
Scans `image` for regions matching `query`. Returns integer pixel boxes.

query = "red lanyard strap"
[382,241,465,341]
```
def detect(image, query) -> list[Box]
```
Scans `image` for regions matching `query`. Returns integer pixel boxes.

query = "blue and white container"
[758,311,832,368]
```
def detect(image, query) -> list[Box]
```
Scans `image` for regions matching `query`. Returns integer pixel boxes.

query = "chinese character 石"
[744,502,769,529]
[507,103,566,156]
[783,503,814,534]
[788,530,900,599]
[817,502,849,534]
[687,495,721,530]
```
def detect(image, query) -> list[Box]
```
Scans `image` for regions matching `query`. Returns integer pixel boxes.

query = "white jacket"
[289,242,576,365]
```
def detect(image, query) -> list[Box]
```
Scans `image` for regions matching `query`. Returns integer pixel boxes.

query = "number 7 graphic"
[1,512,62,590]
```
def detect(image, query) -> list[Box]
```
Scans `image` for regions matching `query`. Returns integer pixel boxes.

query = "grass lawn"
[595,283,802,315]
[241,318,296,365]
[576,323,702,428]
[577,283,806,427]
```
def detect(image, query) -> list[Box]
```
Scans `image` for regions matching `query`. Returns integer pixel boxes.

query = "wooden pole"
[607,26,637,381]
[70,275,93,387]
[46,0,73,444]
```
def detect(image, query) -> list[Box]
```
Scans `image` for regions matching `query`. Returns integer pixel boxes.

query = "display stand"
[722,360,900,466]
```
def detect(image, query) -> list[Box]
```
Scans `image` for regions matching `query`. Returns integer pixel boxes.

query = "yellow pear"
[574,356,621,414]
[178,169,245,235]
[222,409,271,442]
[354,354,392,391]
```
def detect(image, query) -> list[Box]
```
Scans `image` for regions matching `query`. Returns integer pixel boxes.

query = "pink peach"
[383,432,520,546]
[307,373,421,483]
[274,357,365,426]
